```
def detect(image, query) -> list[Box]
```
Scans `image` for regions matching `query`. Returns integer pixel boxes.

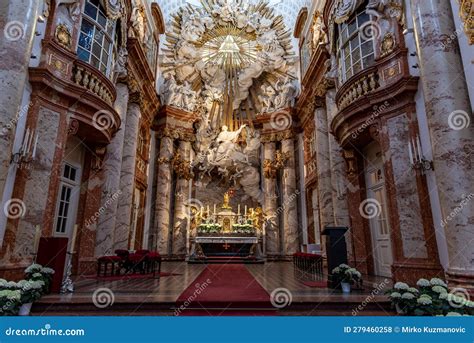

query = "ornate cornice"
[156,126,195,143]
[261,129,296,143]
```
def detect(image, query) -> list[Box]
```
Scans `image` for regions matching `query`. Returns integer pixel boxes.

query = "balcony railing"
[72,59,115,106]
[336,67,380,110]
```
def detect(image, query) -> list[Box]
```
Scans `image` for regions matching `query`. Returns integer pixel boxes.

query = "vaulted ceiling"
[152,0,314,38]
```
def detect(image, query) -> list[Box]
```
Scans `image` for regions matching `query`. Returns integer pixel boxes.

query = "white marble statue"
[58,0,81,22]
[113,46,128,78]
[130,1,145,42]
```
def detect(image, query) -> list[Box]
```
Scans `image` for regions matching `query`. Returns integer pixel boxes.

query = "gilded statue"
[222,192,232,209]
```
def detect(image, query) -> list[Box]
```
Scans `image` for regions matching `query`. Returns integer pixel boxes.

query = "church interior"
[0,0,473,316]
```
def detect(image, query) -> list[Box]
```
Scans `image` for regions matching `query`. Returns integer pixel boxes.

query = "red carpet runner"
[175,264,276,316]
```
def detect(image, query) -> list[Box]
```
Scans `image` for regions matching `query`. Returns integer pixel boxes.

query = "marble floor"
[34,262,394,316]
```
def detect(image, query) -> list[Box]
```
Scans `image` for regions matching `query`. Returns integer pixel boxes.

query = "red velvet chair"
[97,256,122,277]
[146,252,161,277]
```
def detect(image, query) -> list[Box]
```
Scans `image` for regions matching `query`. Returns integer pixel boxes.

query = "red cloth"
[176,264,274,310]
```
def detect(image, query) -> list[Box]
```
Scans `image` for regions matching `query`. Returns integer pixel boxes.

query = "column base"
[391,260,444,285]
[0,262,30,281]
[446,269,474,294]
[78,258,98,276]
[348,258,370,275]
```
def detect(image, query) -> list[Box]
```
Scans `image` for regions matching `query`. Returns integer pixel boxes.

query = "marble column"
[411,0,474,286]
[154,136,174,255]
[0,0,40,201]
[281,138,299,255]
[314,106,335,229]
[95,83,129,256]
[172,140,192,257]
[263,142,279,256]
[326,89,351,259]
[114,98,141,251]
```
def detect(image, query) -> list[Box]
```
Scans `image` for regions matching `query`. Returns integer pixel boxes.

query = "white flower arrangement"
[447,294,467,306]
[401,292,415,300]
[394,282,409,290]
[417,294,433,305]
[407,287,419,293]
[24,264,42,274]
[0,289,21,301]
[446,312,462,316]
[431,285,448,294]
[429,278,447,288]
[390,292,401,299]
[331,264,362,286]
[5,281,18,289]
[17,280,45,291]
[439,293,448,300]
[41,267,55,275]
[416,278,430,287]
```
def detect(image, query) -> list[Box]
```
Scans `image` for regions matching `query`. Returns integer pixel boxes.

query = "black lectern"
[322,226,349,288]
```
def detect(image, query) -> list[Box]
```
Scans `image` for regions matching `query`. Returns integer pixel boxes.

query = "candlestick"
[201,206,204,217]
[33,225,41,255]
[244,205,247,217]
[213,204,216,215]
[26,130,34,156]
[238,204,241,215]
[416,137,422,160]
[23,129,30,155]
[207,205,210,215]
[70,224,78,253]
[408,142,413,164]
[32,134,38,158]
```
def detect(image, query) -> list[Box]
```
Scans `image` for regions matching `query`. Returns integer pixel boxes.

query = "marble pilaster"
[311,189,321,244]
[172,140,192,257]
[77,149,105,275]
[155,136,174,255]
[263,142,279,256]
[114,100,141,251]
[0,0,40,200]
[281,138,299,255]
[385,115,428,259]
[95,83,129,256]
[6,104,67,262]
[411,0,474,285]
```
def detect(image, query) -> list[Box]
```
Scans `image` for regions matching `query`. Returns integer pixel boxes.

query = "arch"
[151,3,166,35]
[293,7,308,38]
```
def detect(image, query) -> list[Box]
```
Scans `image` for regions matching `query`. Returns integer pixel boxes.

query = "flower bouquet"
[331,264,362,293]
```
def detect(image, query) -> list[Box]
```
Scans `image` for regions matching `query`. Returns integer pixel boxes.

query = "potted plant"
[331,264,362,293]
[386,277,474,316]
[25,264,54,294]
[386,282,418,314]
[0,289,21,316]
[17,280,45,316]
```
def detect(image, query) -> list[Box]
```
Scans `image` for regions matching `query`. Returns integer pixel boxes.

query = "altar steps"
[187,256,265,264]
[31,300,394,316]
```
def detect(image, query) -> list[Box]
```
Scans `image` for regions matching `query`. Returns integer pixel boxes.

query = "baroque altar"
[188,192,265,263]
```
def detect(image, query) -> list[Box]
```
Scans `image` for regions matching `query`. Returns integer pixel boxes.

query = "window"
[336,9,375,83]
[55,164,80,235]
[77,0,116,77]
